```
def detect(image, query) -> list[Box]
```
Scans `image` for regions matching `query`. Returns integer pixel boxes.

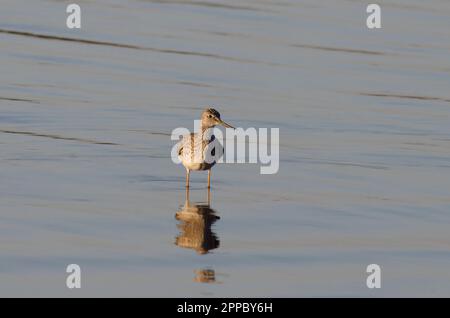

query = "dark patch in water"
[292,44,385,56]
[361,93,450,103]
[0,96,39,103]
[146,0,264,12]
[0,130,119,145]
[0,29,266,64]
[0,29,143,49]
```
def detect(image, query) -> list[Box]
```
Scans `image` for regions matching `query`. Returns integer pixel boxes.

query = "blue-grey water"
[1,0,450,297]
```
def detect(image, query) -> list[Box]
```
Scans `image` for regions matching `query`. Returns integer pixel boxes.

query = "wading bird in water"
[178,108,234,188]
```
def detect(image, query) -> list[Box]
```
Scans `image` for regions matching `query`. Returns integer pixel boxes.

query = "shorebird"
[178,108,234,188]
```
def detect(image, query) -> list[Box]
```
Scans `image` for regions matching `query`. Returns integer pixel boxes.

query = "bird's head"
[201,108,234,129]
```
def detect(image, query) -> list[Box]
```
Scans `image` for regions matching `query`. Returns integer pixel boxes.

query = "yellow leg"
[185,187,190,206]
[207,169,211,189]
[186,169,190,188]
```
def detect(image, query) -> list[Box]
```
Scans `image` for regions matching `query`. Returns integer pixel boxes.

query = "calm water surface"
[1,0,450,296]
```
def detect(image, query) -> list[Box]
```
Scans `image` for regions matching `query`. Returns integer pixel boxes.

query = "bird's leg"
[207,186,211,206]
[186,169,190,188]
[185,186,190,206]
[207,169,211,189]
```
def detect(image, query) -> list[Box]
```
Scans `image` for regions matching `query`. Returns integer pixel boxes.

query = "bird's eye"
[208,115,212,118]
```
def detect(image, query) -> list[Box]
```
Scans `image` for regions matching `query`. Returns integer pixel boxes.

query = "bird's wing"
[178,133,195,157]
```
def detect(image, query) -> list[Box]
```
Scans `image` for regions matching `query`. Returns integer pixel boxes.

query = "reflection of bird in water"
[194,268,216,283]
[178,108,234,188]
[175,188,220,255]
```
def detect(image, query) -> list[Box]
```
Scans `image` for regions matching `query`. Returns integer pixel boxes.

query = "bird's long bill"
[218,119,235,129]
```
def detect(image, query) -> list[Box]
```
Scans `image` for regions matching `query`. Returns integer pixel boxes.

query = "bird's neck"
[200,125,214,141]
[200,124,211,135]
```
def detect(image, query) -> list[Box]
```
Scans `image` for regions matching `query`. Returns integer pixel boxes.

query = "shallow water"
[1,0,450,297]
